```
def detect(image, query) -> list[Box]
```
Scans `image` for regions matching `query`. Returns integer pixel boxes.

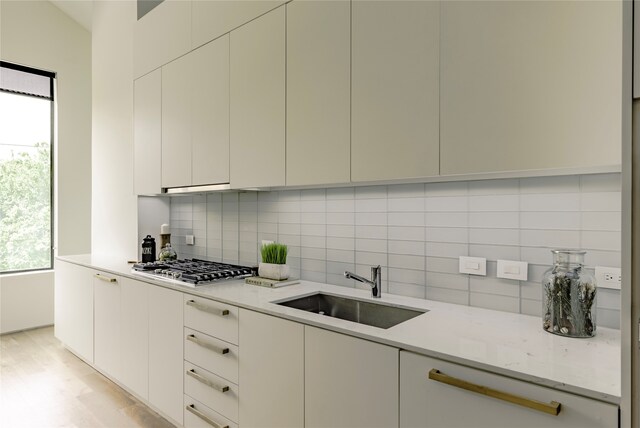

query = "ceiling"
[49,0,93,32]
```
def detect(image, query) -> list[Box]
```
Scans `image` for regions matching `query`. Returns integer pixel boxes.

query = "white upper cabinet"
[230,6,286,189]
[191,37,230,186]
[440,0,622,175]
[161,53,193,188]
[134,69,162,195]
[162,35,231,189]
[286,0,351,186]
[192,1,284,49]
[134,0,191,79]
[351,0,440,182]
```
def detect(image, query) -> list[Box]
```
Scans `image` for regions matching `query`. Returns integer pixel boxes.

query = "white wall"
[0,0,91,333]
[92,0,138,261]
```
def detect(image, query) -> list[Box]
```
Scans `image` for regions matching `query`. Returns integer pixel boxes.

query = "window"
[0,61,55,273]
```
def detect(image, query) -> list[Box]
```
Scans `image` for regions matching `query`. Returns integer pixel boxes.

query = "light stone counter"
[57,254,621,404]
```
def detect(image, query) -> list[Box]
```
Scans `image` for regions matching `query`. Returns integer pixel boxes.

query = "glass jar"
[542,250,596,338]
[158,243,177,261]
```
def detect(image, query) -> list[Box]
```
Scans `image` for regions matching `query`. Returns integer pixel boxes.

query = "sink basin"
[275,292,427,329]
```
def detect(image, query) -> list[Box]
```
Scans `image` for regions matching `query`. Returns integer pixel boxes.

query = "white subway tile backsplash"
[520,193,580,212]
[468,179,519,195]
[426,227,467,244]
[426,242,469,258]
[470,228,519,246]
[469,195,519,212]
[355,225,387,240]
[469,212,519,229]
[580,173,621,192]
[169,173,621,328]
[425,196,468,212]
[425,212,468,228]
[581,231,621,251]
[388,240,425,256]
[581,192,621,212]
[389,226,425,241]
[388,212,424,227]
[388,197,425,212]
[388,183,425,198]
[581,212,621,231]
[520,175,580,194]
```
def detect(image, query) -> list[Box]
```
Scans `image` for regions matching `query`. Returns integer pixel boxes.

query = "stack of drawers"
[183,295,240,428]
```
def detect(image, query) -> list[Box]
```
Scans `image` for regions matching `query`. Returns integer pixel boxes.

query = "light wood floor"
[0,326,175,428]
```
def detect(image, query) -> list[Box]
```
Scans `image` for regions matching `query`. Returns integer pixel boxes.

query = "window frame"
[0,61,56,275]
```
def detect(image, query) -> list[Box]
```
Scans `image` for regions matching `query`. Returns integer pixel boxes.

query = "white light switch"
[459,257,486,276]
[497,260,528,281]
[186,235,195,245]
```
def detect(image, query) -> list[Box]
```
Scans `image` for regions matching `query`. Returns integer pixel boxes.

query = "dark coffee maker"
[141,235,156,263]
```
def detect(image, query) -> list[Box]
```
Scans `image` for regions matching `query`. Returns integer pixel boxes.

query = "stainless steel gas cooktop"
[132,258,255,286]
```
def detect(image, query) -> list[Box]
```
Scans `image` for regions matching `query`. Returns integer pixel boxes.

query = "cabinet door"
[440,1,622,175]
[286,0,350,186]
[119,278,149,400]
[134,0,191,79]
[400,351,618,428]
[305,326,399,428]
[238,309,304,428]
[192,1,283,49]
[134,69,161,195]
[162,53,193,188]
[191,35,230,186]
[351,0,440,182]
[230,6,286,189]
[54,261,94,363]
[93,272,122,380]
[149,285,184,425]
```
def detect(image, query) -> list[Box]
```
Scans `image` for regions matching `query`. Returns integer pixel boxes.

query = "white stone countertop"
[57,254,621,404]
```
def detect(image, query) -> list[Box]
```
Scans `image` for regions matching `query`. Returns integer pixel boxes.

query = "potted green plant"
[259,242,289,280]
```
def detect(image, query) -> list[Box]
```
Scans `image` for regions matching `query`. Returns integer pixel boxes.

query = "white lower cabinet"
[238,309,304,428]
[148,285,184,425]
[119,278,149,399]
[400,351,618,428]
[93,271,122,380]
[54,260,94,363]
[305,326,399,428]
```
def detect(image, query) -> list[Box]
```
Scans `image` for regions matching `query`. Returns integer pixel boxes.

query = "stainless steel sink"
[275,292,427,329]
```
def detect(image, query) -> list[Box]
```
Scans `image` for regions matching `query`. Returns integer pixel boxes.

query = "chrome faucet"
[344,265,382,298]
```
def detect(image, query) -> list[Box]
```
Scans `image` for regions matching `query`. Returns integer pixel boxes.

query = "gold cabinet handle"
[187,334,229,355]
[186,299,230,317]
[94,273,117,283]
[186,369,229,393]
[186,404,229,428]
[428,369,561,416]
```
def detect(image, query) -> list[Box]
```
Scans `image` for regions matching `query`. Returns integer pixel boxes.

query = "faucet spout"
[344,265,382,298]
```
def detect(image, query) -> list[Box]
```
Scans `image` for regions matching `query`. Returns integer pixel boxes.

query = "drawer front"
[399,351,618,428]
[184,362,239,423]
[184,295,239,345]
[184,395,238,428]
[184,328,239,384]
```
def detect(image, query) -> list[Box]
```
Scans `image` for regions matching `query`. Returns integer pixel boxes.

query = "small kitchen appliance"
[132,258,255,286]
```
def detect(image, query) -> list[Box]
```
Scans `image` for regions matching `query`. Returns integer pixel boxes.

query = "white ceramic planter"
[258,263,290,280]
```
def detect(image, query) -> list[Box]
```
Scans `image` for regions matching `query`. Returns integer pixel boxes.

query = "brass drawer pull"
[187,368,230,393]
[94,273,117,283]
[187,334,229,355]
[186,404,229,428]
[186,299,230,317]
[428,369,561,416]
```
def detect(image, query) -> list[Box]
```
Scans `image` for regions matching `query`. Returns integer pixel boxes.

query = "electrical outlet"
[595,266,621,290]
[185,235,195,246]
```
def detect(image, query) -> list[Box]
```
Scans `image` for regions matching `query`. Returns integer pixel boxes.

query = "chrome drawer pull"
[428,369,561,416]
[186,404,229,428]
[186,299,230,317]
[187,369,230,393]
[187,334,229,355]
[94,273,117,283]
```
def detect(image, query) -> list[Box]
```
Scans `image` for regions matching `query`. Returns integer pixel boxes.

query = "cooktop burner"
[132,258,255,285]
